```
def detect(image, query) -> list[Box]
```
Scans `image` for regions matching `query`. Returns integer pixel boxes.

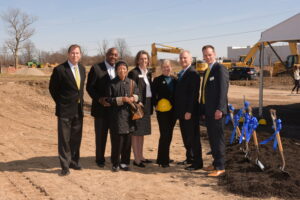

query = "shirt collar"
[68,60,78,69]
[105,60,114,69]
[183,64,191,73]
[139,66,148,75]
[209,62,216,70]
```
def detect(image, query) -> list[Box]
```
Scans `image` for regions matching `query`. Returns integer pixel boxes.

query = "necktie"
[74,66,80,89]
[178,70,184,80]
[201,66,211,104]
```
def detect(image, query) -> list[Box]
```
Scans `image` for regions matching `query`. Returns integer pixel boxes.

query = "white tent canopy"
[259,13,300,43]
[256,13,300,118]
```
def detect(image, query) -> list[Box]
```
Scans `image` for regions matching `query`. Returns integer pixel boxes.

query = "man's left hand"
[185,112,191,120]
[214,110,223,120]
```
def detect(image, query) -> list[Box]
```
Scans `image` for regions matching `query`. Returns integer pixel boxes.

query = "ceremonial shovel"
[252,130,265,171]
[270,109,290,176]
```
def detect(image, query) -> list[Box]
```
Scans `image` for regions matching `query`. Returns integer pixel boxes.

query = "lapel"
[180,66,191,81]
[101,62,111,80]
[78,64,85,90]
[64,61,78,89]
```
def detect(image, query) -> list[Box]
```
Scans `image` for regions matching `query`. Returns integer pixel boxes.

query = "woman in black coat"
[107,61,139,172]
[152,60,177,168]
[128,50,153,167]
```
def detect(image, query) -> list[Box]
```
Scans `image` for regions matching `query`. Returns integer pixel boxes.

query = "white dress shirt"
[139,66,152,98]
[68,60,80,80]
[105,60,116,80]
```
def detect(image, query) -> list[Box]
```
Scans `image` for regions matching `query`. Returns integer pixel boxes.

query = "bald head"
[179,50,193,69]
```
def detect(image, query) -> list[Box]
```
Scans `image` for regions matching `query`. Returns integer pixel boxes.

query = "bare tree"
[98,39,109,57]
[115,38,131,60]
[21,40,36,63]
[1,8,37,68]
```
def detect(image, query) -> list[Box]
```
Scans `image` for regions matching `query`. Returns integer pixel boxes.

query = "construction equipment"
[151,43,182,73]
[150,43,208,73]
[269,109,290,176]
[26,60,42,68]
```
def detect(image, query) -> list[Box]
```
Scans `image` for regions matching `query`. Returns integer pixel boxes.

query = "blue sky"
[0,0,299,60]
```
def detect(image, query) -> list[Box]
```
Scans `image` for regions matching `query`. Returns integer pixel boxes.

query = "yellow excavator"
[151,43,207,73]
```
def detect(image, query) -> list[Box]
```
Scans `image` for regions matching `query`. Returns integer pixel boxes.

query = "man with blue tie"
[49,44,86,176]
[174,50,203,170]
[200,45,229,177]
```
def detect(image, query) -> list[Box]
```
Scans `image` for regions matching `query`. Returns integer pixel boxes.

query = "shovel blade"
[256,159,265,171]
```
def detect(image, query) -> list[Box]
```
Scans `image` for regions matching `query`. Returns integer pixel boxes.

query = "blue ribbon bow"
[246,116,259,142]
[259,119,282,150]
[239,112,251,144]
[225,104,234,125]
[229,108,242,144]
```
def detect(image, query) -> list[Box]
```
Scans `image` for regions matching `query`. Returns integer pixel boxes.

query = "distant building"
[227,44,300,66]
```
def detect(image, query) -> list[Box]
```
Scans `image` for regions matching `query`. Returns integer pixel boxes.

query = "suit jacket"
[128,66,153,114]
[200,62,229,117]
[174,66,200,119]
[49,61,86,118]
[151,75,177,109]
[86,62,112,117]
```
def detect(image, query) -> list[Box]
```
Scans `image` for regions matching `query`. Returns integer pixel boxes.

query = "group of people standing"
[49,44,229,177]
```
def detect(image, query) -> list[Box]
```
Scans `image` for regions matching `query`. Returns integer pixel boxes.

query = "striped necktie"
[74,66,80,89]
[201,66,210,104]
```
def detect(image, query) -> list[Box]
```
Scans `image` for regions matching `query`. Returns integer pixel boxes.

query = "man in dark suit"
[49,44,86,176]
[200,45,229,177]
[86,48,119,167]
[174,50,203,171]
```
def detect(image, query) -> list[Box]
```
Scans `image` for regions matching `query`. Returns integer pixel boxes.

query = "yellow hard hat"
[259,118,267,125]
[156,98,172,112]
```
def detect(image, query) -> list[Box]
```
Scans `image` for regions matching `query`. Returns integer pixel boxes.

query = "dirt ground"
[0,73,299,200]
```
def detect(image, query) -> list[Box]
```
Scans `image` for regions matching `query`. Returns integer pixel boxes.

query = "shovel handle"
[252,130,259,147]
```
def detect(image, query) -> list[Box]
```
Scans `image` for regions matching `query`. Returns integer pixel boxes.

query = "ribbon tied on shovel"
[260,119,282,150]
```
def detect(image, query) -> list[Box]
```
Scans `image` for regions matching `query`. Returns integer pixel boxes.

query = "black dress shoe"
[133,161,146,168]
[177,160,192,165]
[159,164,170,168]
[141,159,152,164]
[60,169,70,176]
[184,164,203,171]
[69,163,82,170]
[169,159,174,163]
[112,165,119,172]
[96,162,105,168]
[120,164,130,171]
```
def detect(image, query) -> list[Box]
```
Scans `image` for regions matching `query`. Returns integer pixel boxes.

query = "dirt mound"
[220,120,300,199]
[15,67,46,76]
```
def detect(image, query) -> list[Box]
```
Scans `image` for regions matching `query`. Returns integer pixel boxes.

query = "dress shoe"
[184,164,203,171]
[177,160,192,165]
[203,165,215,172]
[141,159,152,164]
[60,169,70,176]
[96,162,105,168]
[133,161,146,168]
[169,159,174,163]
[159,164,170,168]
[112,165,120,172]
[120,164,130,171]
[69,163,82,170]
[208,170,225,177]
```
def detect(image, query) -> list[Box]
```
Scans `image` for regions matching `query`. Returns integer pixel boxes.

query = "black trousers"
[58,114,83,170]
[110,133,131,166]
[292,79,300,93]
[206,116,225,170]
[179,115,203,166]
[94,117,111,164]
[156,111,175,165]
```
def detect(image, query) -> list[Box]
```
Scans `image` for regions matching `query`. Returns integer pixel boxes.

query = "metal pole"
[259,44,264,117]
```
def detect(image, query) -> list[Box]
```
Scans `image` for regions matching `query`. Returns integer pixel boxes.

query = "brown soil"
[0,74,299,200]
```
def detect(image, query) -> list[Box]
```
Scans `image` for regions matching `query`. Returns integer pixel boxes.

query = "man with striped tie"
[200,45,229,177]
[49,44,86,176]
[174,50,203,171]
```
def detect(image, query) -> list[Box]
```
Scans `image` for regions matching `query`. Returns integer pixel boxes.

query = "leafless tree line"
[0,8,135,69]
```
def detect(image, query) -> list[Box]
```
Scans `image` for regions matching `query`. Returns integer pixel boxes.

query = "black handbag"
[129,80,144,120]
